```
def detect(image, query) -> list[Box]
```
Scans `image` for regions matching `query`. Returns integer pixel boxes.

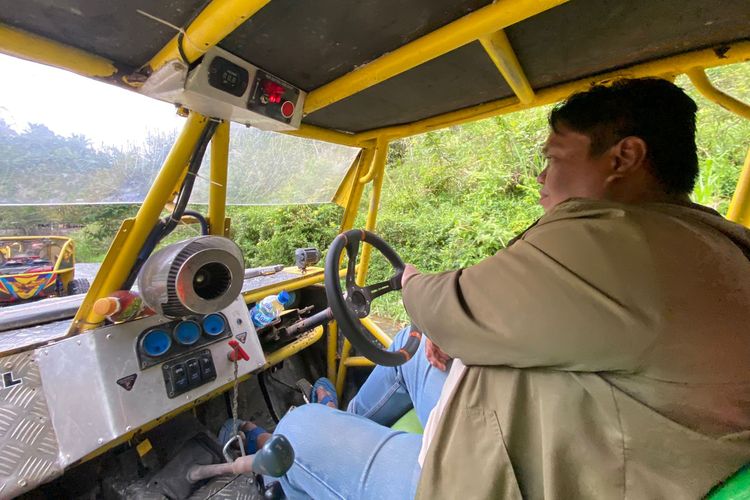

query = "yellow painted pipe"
[343,356,375,368]
[327,321,338,382]
[355,139,388,286]
[354,41,750,142]
[146,0,271,72]
[686,68,750,121]
[479,30,535,104]
[209,121,230,236]
[360,317,393,348]
[336,339,352,397]
[285,123,364,148]
[243,268,325,304]
[727,147,750,227]
[71,112,208,331]
[339,148,375,232]
[264,326,325,368]
[304,0,567,114]
[0,23,116,78]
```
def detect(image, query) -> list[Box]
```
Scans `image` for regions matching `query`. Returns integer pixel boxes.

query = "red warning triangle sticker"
[117,374,138,391]
[236,332,247,344]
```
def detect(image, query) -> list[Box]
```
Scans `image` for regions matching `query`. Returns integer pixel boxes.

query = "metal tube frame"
[145,0,271,73]
[479,29,535,104]
[303,0,568,114]
[727,147,750,227]
[209,121,230,236]
[686,68,750,120]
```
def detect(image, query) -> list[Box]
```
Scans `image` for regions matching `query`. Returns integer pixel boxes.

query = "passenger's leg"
[346,327,449,427]
[276,403,422,500]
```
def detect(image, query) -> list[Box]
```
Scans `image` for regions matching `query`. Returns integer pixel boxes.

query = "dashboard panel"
[36,296,265,467]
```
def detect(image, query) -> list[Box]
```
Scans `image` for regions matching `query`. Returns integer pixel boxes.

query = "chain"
[231,354,242,455]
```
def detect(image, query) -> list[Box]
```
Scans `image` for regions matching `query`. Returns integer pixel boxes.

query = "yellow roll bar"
[303,0,568,114]
[209,121,230,236]
[479,30,535,104]
[727,148,750,227]
[354,40,750,142]
[0,23,117,79]
[145,0,271,73]
[686,68,750,121]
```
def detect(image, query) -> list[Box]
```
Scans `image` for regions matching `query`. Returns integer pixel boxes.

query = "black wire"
[160,120,217,239]
[183,209,208,235]
[176,32,189,65]
[257,372,281,423]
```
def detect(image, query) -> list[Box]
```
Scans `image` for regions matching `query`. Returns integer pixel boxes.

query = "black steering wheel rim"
[324,229,421,366]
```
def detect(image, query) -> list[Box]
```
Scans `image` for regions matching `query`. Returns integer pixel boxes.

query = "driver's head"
[538,78,698,212]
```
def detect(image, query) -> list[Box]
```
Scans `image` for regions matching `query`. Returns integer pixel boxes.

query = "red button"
[280,101,295,118]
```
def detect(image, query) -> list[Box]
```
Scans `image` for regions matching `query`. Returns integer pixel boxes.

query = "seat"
[391,408,423,434]
[706,465,750,499]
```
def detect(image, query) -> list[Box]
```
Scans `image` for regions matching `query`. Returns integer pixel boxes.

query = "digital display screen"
[208,57,249,97]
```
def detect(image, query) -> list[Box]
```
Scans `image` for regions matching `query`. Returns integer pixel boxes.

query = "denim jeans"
[275,327,450,499]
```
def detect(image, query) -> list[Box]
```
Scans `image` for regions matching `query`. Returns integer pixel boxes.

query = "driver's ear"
[607,136,648,181]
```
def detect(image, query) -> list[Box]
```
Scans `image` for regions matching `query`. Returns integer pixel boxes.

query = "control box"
[37,296,265,467]
[141,47,306,131]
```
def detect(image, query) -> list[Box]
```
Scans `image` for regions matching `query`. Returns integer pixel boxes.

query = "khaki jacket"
[403,199,750,499]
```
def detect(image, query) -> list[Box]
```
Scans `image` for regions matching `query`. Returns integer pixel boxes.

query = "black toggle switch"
[199,353,216,380]
[172,364,189,393]
[186,359,202,387]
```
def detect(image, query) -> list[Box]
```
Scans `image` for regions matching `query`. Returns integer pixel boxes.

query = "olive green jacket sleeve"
[402,201,663,370]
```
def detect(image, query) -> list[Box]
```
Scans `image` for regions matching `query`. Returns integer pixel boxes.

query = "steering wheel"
[324,229,421,366]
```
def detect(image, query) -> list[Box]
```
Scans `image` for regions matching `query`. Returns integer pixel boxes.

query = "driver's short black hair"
[549,78,699,195]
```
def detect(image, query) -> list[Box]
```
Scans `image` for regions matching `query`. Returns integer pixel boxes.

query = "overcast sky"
[0,53,184,147]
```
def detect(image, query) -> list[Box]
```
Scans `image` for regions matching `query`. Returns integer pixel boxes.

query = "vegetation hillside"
[1,63,748,320]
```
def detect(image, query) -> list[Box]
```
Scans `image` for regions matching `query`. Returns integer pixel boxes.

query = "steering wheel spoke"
[362,279,394,300]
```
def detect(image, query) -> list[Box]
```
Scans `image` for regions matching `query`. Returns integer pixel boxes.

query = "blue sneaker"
[310,377,338,407]
[218,418,268,455]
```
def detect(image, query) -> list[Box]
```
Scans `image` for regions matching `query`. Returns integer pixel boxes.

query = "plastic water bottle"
[251,290,294,328]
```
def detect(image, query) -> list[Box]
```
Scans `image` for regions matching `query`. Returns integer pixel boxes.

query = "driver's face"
[537,126,612,212]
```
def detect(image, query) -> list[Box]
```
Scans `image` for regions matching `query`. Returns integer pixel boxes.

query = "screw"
[106,334,112,340]
[76,340,81,345]
[98,438,103,444]
[17,479,27,487]
[126,426,132,432]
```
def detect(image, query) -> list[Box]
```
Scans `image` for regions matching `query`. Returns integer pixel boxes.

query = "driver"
[245,78,750,498]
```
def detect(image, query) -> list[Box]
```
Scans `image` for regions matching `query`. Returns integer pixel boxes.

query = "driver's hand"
[401,264,420,288]
[425,338,452,371]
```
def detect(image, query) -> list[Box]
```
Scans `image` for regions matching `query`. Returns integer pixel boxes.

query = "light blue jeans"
[275,327,450,499]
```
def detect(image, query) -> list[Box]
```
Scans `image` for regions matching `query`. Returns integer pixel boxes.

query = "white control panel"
[37,296,264,467]
[141,47,306,131]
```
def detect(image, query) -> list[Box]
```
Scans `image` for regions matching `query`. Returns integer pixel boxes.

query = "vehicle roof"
[1,0,749,140]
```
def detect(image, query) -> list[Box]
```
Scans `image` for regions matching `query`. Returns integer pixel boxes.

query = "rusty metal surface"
[0,351,62,498]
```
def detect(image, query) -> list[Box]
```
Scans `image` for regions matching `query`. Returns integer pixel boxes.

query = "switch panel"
[163,349,215,398]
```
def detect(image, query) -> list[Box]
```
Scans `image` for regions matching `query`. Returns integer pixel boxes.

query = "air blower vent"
[138,236,245,318]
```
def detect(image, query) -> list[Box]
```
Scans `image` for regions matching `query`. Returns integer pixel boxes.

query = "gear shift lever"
[187,434,295,482]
